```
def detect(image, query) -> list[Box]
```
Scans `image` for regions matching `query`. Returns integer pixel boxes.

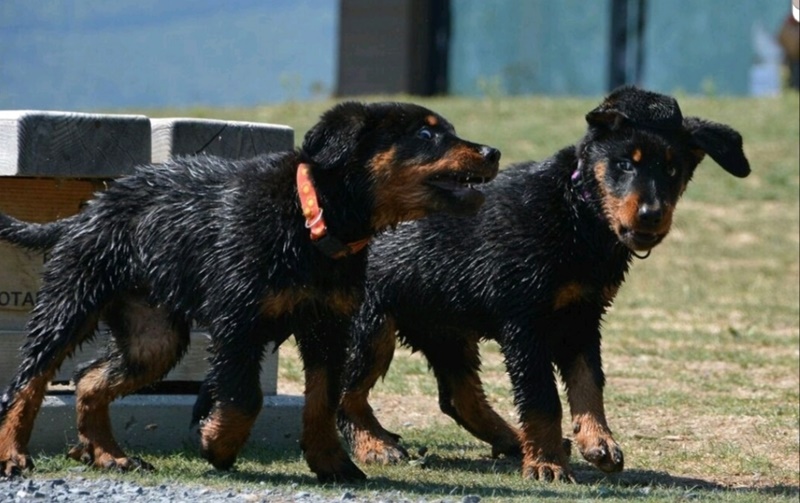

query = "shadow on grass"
[210,448,799,499]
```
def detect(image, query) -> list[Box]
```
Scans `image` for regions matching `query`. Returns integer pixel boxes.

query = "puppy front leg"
[502,320,574,482]
[339,309,408,465]
[296,319,366,483]
[198,327,265,471]
[563,352,624,474]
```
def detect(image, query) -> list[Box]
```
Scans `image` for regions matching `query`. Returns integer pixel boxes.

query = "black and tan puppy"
[0,101,500,481]
[338,87,750,482]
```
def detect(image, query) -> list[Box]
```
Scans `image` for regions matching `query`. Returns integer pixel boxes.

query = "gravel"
[1,475,484,503]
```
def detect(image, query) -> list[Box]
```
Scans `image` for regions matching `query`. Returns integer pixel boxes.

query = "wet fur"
[338,87,750,482]
[0,101,500,481]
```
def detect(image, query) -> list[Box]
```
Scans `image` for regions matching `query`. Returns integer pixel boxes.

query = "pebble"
[1,475,447,503]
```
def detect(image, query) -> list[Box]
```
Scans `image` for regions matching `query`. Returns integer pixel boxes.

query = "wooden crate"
[0,113,294,397]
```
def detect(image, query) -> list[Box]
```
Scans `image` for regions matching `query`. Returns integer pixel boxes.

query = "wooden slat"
[150,118,293,163]
[0,111,151,177]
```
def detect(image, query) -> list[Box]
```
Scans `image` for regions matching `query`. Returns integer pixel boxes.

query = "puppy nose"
[638,202,663,227]
[480,146,501,163]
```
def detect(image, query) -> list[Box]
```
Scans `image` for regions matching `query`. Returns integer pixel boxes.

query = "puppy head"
[301,101,500,231]
[579,86,750,252]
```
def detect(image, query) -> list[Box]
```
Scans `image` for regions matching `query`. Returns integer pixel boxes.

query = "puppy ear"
[302,102,367,169]
[587,86,684,132]
[683,117,751,178]
[585,105,629,131]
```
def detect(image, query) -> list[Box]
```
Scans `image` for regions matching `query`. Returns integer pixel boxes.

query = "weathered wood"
[0,177,104,223]
[150,118,293,163]
[0,111,151,177]
[0,112,294,406]
[0,178,105,328]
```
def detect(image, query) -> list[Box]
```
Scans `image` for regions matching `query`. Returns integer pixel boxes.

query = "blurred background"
[0,0,795,111]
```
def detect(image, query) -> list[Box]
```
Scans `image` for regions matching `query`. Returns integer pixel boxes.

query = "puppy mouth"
[426,171,496,212]
[620,228,665,251]
[426,172,493,193]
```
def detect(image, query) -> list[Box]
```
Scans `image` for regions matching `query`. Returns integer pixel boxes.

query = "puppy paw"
[352,433,409,465]
[67,442,154,472]
[0,450,34,478]
[308,451,367,483]
[522,457,575,483]
[578,435,624,473]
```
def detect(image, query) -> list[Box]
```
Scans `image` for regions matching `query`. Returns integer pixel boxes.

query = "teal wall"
[449,0,788,97]
[642,0,786,95]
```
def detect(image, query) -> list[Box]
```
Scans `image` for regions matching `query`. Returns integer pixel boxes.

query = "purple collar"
[571,161,593,203]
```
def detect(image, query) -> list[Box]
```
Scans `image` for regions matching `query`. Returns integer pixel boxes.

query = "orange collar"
[296,162,370,258]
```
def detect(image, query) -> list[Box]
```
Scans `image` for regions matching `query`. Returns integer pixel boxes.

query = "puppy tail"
[0,212,72,251]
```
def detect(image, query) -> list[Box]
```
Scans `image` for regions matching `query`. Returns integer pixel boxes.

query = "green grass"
[31,92,800,501]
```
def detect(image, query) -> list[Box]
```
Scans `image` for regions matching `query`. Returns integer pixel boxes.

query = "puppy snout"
[637,202,663,227]
[480,146,501,164]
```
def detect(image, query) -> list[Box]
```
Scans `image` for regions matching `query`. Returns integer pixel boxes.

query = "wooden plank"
[0,178,103,327]
[0,331,279,395]
[150,118,293,163]
[0,110,150,177]
[0,177,104,223]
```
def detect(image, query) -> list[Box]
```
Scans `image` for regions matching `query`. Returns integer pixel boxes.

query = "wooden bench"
[0,110,302,454]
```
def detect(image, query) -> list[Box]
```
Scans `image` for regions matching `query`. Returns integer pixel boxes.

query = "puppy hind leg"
[423,335,521,458]
[69,297,190,471]
[0,301,102,477]
[339,315,408,465]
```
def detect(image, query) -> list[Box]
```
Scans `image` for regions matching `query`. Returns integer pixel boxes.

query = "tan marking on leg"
[0,373,54,473]
[340,320,404,464]
[302,368,354,478]
[71,306,184,471]
[565,355,623,473]
[518,410,573,481]
[71,366,128,467]
[553,282,586,310]
[200,402,260,470]
[444,371,521,458]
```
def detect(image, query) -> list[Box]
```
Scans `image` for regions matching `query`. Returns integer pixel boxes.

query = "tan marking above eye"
[631,148,642,163]
[425,115,439,126]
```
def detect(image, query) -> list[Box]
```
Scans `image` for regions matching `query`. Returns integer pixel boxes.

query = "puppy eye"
[617,160,635,172]
[665,165,677,177]
[417,127,434,140]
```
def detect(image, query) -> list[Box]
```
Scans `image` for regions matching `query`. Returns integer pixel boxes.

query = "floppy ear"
[683,117,751,178]
[585,105,629,131]
[301,102,367,169]
[587,86,684,132]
